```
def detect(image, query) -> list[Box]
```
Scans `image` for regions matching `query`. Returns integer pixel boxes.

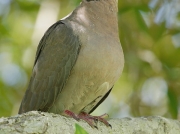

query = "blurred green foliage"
[75,124,88,134]
[0,0,180,119]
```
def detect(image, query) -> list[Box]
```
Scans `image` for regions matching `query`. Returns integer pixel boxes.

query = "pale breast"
[49,29,124,114]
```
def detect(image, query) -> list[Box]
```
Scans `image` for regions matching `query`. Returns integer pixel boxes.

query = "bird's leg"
[85,113,111,128]
[78,112,98,128]
[64,110,79,121]
[64,110,97,128]
[79,112,112,128]
[64,110,111,128]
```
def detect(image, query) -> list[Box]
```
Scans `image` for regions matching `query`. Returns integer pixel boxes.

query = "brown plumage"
[19,0,124,127]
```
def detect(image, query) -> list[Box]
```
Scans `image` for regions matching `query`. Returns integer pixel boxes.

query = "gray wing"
[19,21,81,114]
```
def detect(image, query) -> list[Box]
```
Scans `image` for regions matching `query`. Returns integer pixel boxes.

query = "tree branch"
[0,111,180,134]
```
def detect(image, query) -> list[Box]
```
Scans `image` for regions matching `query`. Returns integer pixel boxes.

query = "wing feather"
[19,21,81,113]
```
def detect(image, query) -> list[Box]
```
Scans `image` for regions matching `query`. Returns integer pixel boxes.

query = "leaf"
[167,89,178,119]
[75,124,88,134]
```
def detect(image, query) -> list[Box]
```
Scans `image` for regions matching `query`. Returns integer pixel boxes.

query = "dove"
[19,0,124,128]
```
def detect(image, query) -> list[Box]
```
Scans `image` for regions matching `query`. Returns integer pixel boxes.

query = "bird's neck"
[81,0,118,12]
[68,0,119,36]
[80,0,118,19]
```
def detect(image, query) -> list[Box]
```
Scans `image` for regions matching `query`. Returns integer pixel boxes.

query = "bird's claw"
[64,110,111,128]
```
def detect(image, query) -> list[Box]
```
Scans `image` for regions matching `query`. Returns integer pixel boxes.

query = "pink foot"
[64,110,111,128]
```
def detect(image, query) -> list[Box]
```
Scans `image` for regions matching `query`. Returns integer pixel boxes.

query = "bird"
[19,0,124,128]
